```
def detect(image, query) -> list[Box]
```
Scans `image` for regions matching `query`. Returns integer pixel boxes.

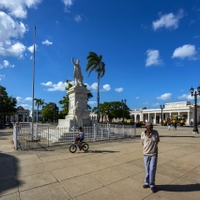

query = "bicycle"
[69,141,89,153]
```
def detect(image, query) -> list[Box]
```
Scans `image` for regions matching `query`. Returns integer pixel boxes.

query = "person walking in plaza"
[141,122,160,193]
[173,121,177,130]
[167,120,170,131]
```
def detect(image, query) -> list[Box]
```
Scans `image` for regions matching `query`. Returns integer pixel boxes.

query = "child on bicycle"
[75,127,84,150]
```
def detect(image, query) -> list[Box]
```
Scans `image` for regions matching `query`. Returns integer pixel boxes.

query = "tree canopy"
[92,101,130,122]
[41,102,59,122]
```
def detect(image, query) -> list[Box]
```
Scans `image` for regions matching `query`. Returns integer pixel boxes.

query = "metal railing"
[13,123,136,150]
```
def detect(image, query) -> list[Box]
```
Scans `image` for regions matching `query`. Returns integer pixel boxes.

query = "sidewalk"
[0,126,200,200]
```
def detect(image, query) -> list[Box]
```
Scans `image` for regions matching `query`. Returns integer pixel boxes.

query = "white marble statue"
[73,101,83,127]
[71,57,84,86]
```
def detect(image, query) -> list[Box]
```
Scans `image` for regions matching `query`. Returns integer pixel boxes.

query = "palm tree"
[86,51,105,123]
[34,98,45,122]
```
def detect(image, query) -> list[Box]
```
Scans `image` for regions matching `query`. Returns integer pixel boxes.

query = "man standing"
[141,122,160,193]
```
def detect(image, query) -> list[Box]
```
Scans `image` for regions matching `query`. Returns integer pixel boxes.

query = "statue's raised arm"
[71,57,84,86]
[71,57,75,65]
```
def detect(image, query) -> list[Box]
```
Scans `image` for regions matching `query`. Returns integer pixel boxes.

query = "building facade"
[130,101,200,126]
[10,106,30,122]
[90,101,200,126]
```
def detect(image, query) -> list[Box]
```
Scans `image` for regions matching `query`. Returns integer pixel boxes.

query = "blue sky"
[0,0,200,112]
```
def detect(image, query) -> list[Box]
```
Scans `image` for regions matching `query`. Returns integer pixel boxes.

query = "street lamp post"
[190,86,200,133]
[121,99,126,124]
[160,105,165,125]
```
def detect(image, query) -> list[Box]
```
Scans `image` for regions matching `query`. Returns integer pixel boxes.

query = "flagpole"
[32,26,36,140]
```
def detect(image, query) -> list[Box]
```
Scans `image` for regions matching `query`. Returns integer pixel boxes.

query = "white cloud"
[41,81,68,91]
[28,44,37,53]
[102,84,111,91]
[0,75,5,80]
[0,1,42,57]
[152,9,184,31]
[88,101,96,105]
[0,60,14,69]
[74,15,82,22]
[0,11,27,57]
[172,44,197,60]
[16,96,22,102]
[145,49,163,67]
[115,87,123,92]
[42,40,53,46]
[177,94,193,101]
[62,0,73,12]
[156,93,172,100]
[25,97,32,101]
[136,96,139,99]
[90,82,98,91]
[0,0,42,19]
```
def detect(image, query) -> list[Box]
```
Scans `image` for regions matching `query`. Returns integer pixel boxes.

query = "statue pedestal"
[58,85,92,129]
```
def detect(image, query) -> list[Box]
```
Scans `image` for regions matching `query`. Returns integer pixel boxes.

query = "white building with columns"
[130,101,200,125]
[89,101,200,126]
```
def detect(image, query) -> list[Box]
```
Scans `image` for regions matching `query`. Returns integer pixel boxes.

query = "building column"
[187,111,191,125]
[154,113,156,124]
[141,114,143,121]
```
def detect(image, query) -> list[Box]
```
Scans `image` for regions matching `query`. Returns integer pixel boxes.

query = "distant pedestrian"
[173,121,177,130]
[167,121,170,131]
[141,122,160,193]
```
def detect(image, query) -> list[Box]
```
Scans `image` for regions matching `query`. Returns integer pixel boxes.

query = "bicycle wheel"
[82,142,89,152]
[69,144,77,153]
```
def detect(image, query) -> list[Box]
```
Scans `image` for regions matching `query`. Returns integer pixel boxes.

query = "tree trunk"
[97,74,100,123]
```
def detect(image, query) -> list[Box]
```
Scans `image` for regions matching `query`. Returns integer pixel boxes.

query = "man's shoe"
[143,185,150,188]
[151,187,156,193]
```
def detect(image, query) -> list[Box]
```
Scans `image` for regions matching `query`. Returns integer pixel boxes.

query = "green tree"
[92,101,130,122]
[34,98,45,122]
[41,102,59,122]
[0,86,17,127]
[86,51,105,123]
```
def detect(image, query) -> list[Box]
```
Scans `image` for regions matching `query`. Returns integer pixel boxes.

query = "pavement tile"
[89,168,127,185]
[0,169,16,181]
[0,156,16,171]
[61,174,103,197]
[51,165,85,181]
[18,157,42,167]
[74,187,125,200]
[17,163,49,177]
[77,160,108,174]
[15,154,38,161]
[157,162,186,179]
[18,171,57,191]
[110,162,144,177]
[0,178,19,196]
[44,159,74,171]
[107,177,152,200]
[0,192,20,200]
[20,182,71,200]
[39,154,64,163]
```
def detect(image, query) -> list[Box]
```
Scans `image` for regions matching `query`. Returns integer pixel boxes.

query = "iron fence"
[13,123,136,150]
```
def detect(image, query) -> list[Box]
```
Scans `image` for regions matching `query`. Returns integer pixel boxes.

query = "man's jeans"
[144,155,158,188]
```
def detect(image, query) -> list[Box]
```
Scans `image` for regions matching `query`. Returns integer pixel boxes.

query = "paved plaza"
[0,125,200,200]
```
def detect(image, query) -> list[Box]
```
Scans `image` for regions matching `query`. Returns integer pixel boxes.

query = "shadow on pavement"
[0,153,22,195]
[157,184,200,192]
[86,150,120,153]
[160,135,196,138]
